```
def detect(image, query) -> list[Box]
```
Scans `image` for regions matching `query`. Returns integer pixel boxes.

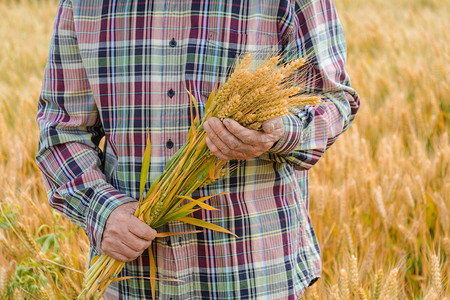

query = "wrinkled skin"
[204,117,284,161]
[101,202,157,262]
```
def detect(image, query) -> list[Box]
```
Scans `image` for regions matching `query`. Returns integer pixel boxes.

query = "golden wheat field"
[0,0,448,299]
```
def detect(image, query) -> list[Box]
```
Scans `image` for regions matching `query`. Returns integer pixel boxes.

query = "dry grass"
[0,0,89,298]
[0,0,448,299]
[302,0,449,298]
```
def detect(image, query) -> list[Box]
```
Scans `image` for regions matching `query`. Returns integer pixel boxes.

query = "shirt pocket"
[201,31,281,101]
[199,31,247,100]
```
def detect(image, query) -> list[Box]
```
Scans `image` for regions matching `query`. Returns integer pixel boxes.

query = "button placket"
[162,4,186,297]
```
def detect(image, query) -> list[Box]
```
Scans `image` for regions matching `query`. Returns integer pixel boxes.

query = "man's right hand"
[101,202,157,262]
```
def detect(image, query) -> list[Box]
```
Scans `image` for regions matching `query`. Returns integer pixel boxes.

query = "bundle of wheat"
[79,49,320,299]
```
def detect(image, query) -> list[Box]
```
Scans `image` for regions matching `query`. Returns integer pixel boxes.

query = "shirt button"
[169,38,177,47]
[167,89,175,98]
[166,140,174,149]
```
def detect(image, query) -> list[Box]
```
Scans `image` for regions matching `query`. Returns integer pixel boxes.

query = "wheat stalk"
[0,267,7,298]
[373,268,384,300]
[361,242,375,276]
[339,268,351,300]
[430,254,442,295]
[358,287,368,300]
[345,225,355,256]
[350,254,360,293]
[330,284,341,300]
[380,268,399,300]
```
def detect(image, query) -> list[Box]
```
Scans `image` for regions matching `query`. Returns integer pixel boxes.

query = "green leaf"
[140,129,151,199]
[155,230,201,238]
[189,89,199,120]
[177,217,238,238]
[149,247,156,300]
[0,203,18,230]
[204,73,220,114]
[35,234,58,253]
[156,193,225,226]
[111,276,182,284]
[152,208,200,229]
[204,86,216,114]
[176,195,217,211]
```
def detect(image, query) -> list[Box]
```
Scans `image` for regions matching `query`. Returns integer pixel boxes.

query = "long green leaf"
[156,230,201,238]
[176,195,217,211]
[149,246,156,300]
[140,129,151,199]
[177,217,238,238]
[152,208,200,229]
[189,90,199,123]
[162,193,226,220]
[204,73,220,114]
[111,276,182,283]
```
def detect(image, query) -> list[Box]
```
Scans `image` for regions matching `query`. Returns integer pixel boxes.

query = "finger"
[206,136,232,161]
[204,119,234,155]
[128,216,157,241]
[205,121,243,158]
[224,118,278,155]
[102,241,140,262]
[112,246,140,262]
[107,251,131,263]
[223,118,260,145]
[262,119,275,134]
[206,118,245,151]
[120,241,142,260]
[121,235,151,253]
[262,117,284,135]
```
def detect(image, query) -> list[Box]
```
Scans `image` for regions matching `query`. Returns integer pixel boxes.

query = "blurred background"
[0,0,448,298]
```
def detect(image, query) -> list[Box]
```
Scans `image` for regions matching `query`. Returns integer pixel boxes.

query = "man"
[36,0,359,298]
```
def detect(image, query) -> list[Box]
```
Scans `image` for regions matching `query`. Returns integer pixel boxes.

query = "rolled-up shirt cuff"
[268,114,303,155]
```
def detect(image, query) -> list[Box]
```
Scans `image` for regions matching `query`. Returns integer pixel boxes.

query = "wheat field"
[0,0,448,299]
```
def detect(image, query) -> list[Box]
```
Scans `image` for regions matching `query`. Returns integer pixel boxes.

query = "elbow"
[322,87,360,136]
[342,89,361,132]
[346,90,361,125]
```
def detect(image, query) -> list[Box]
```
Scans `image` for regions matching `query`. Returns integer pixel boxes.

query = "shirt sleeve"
[266,0,360,170]
[35,0,136,255]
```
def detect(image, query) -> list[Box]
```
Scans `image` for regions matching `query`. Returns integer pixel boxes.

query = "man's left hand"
[203,117,284,161]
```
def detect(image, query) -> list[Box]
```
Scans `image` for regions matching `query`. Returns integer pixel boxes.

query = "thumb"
[262,118,281,134]
[262,120,274,133]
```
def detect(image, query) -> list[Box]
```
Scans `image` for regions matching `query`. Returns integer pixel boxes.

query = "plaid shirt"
[36,0,359,298]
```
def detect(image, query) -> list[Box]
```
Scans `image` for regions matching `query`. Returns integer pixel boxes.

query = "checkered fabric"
[35,0,360,298]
